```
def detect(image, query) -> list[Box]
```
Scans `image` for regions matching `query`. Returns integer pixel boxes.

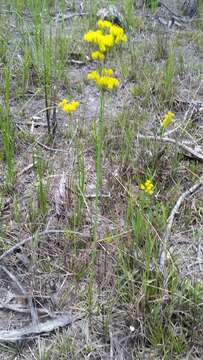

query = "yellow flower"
[110,25,127,44]
[87,71,100,82]
[101,68,113,77]
[97,19,112,30]
[83,30,103,45]
[87,70,119,91]
[94,30,104,45]
[102,34,114,48]
[91,51,105,61]
[83,21,127,59]
[84,30,114,52]
[139,179,154,195]
[98,34,114,52]
[83,30,95,42]
[58,99,68,109]
[117,33,127,44]
[58,99,79,113]
[110,25,124,37]
[97,76,119,90]
[162,111,175,129]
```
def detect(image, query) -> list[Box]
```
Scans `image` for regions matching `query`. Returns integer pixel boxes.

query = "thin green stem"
[96,90,105,209]
[87,91,105,322]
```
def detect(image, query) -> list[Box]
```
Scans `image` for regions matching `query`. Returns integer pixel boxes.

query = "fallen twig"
[157,1,183,18]
[54,12,87,22]
[0,265,39,326]
[15,121,48,127]
[198,240,203,272]
[0,230,64,262]
[68,59,85,66]
[137,134,203,162]
[0,265,26,295]
[159,174,203,272]
[0,229,87,262]
[0,303,53,316]
[0,313,72,342]
[18,163,34,177]
[158,1,195,20]
[35,139,69,153]
[15,123,69,153]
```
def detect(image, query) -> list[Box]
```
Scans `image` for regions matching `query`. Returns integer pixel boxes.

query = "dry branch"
[18,163,34,177]
[137,134,203,162]
[0,265,39,326]
[0,314,72,342]
[159,174,203,271]
[0,230,65,262]
[0,265,26,295]
[54,12,87,22]
[0,303,53,316]
[0,229,87,262]
[15,123,69,153]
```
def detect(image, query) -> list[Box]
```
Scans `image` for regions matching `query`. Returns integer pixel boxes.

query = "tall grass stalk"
[0,68,15,189]
[33,153,48,216]
[144,0,158,11]
[42,26,54,134]
[162,48,174,103]
[72,142,86,257]
[87,0,98,28]
[124,0,135,28]
[24,0,54,134]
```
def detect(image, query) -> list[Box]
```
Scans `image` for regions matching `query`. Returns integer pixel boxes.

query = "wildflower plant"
[84,20,127,206]
[159,111,175,137]
[84,20,127,315]
[162,111,174,129]
[139,179,154,195]
[58,99,79,114]
[58,98,79,138]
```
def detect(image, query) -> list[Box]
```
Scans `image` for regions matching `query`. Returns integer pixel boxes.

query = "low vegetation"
[0,0,203,359]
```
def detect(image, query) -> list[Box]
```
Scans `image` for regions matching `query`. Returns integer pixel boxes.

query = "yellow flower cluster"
[140,179,154,195]
[110,24,127,44]
[91,51,105,61]
[84,30,114,53]
[162,111,174,129]
[97,19,112,30]
[101,68,113,76]
[58,99,79,114]
[87,68,119,91]
[84,19,127,61]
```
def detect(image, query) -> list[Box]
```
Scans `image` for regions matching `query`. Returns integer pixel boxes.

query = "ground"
[0,0,203,359]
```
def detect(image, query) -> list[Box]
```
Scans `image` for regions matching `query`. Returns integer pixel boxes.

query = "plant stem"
[87,91,105,322]
[43,61,51,134]
[96,90,105,209]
